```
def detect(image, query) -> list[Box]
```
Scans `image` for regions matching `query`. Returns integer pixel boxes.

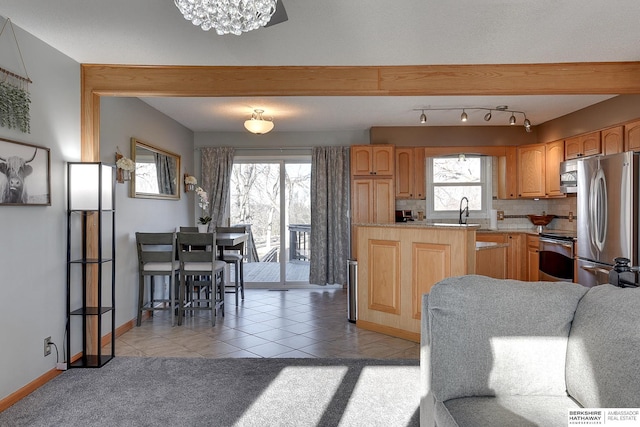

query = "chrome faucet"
[459,196,469,224]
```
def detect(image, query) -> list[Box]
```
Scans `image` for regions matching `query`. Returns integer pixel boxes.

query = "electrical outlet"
[44,337,52,357]
[497,210,505,221]
[568,211,574,222]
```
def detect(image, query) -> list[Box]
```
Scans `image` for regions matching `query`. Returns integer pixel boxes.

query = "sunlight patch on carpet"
[235,366,348,426]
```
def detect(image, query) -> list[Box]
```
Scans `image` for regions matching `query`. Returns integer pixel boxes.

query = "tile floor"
[116,288,420,359]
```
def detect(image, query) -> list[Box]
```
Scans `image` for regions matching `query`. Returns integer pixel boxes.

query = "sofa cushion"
[566,285,640,408]
[428,275,588,402]
[438,396,580,427]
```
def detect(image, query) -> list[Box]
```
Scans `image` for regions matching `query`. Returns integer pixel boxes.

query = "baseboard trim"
[0,316,139,412]
[356,320,420,343]
[0,368,62,412]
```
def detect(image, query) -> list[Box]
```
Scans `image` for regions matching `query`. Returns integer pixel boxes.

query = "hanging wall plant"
[0,80,31,133]
[0,18,33,134]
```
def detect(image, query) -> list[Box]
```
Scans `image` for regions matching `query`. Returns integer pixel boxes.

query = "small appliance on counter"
[395,210,414,222]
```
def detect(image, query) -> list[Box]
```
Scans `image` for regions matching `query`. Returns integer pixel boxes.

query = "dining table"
[215,232,248,259]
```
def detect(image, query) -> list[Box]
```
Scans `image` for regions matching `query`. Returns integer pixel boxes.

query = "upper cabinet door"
[395,148,414,198]
[545,140,564,197]
[602,126,624,156]
[352,146,373,175]
[625,119,640,152]
[372,146,394,176]
[517,143,546,198]
[414,147,426,199]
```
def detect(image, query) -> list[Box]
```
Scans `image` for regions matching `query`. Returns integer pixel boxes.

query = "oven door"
[539,237,575,282]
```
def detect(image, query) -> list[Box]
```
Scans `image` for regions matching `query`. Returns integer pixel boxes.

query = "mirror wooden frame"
[130,137,181,200]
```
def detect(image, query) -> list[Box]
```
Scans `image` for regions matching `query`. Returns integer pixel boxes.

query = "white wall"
[0,17,80,400]
[99,97,193,328]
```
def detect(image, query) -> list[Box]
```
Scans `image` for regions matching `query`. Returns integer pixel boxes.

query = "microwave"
[560,159,578,193]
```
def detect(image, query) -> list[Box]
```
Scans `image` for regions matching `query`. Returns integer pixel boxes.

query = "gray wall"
[99,97,193,328]
[0,17,80,401]
[0,19,194,401]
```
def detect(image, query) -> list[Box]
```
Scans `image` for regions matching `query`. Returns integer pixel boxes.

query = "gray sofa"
[420,275,640,427]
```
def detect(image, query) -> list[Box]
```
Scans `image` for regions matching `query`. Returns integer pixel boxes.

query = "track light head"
[524,118,532,132]
[484,111,492,121]
[461,110,468,122]
[420,110,427,124]
[509,113,516,125]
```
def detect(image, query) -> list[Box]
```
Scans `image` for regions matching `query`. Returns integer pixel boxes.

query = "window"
[426,155,492,220]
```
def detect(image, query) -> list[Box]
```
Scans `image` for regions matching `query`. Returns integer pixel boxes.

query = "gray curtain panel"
[201,147,235,229]
[309,146,350,286]
[155,152,176,195]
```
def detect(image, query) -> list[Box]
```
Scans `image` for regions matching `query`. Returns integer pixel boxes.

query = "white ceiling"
[2,1,638,132]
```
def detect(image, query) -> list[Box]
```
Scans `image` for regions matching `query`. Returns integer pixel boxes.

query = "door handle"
[580,265,611,275]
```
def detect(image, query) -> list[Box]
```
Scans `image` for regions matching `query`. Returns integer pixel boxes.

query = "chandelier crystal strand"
[174,0,277,35]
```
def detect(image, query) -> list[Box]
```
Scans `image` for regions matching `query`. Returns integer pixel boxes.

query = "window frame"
[425,155,492,221]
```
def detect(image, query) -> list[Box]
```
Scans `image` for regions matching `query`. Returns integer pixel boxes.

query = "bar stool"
[216,226,246,306]
[135,232,180,326]
[176,231,226,326]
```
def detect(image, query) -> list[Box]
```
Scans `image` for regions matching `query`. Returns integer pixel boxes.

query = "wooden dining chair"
[216,226,247,306]
[176,232,226,326]
[135,232,180,326]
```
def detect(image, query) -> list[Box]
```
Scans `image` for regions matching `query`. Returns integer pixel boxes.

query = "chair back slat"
[136,232,177,265]
[177,232,217,263]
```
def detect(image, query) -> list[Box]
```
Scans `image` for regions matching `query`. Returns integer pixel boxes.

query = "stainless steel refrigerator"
[577,151,639,287]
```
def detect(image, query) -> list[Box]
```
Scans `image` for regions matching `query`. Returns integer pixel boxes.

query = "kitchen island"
[355,223,478,341]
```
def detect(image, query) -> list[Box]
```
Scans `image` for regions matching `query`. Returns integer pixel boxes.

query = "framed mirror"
[130,138,181,200]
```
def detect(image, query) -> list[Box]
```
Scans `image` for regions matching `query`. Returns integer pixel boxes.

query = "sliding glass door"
[229,158,311,287]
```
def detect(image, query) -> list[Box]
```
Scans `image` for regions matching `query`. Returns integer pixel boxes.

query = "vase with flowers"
[115,152,136,183]
[195,186,211,232]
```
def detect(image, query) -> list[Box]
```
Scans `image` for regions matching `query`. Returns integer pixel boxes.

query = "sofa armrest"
[420,293,436,427]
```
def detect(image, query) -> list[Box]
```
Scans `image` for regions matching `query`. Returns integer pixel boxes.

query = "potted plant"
[195,187,211,232]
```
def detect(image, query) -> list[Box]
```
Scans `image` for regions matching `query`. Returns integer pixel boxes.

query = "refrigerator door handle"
[589,167,607,253]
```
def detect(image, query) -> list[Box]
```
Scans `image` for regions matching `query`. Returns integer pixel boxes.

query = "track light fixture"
[413,106,532,132]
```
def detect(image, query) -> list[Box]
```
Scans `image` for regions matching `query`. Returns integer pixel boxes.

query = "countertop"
[475,241,509,251]
[354,222,480,230]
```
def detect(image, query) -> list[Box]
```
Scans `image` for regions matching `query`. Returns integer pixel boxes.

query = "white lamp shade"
[244,118,274,134]
[69,163,113,211]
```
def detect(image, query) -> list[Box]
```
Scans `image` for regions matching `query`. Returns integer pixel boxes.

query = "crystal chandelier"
[174,0,277,35]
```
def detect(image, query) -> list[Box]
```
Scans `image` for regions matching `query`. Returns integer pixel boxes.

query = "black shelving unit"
[66,162,116,368]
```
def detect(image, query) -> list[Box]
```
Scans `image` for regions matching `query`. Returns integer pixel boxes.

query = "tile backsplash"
[396,195,577,232]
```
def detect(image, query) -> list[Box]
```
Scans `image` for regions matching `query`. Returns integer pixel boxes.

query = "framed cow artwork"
[0,137,50,206]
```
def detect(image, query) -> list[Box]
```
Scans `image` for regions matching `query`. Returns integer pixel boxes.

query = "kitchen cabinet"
[476,232,524,280]
[517,143,546,198]
[526,234,540,281]
[351,178,394,224]
[476,243,507,279]
[356,224,477,342]
[602,126,624,155]
[625,119,640,152]
[564,131,601,159]
[351,145,394,176]
[545,140,564,197]
[497,147,518,199]
[395,147,426,199]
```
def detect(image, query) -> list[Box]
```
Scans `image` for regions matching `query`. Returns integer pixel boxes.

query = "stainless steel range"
[538,230,577,282]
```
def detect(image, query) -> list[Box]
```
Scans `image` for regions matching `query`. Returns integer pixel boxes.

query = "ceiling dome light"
[174,0,277,35]
[419,110,427,124]
[509,113,517,125]
[461,110,468,122]
[484,111,492,121]
[244,109,274,134]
